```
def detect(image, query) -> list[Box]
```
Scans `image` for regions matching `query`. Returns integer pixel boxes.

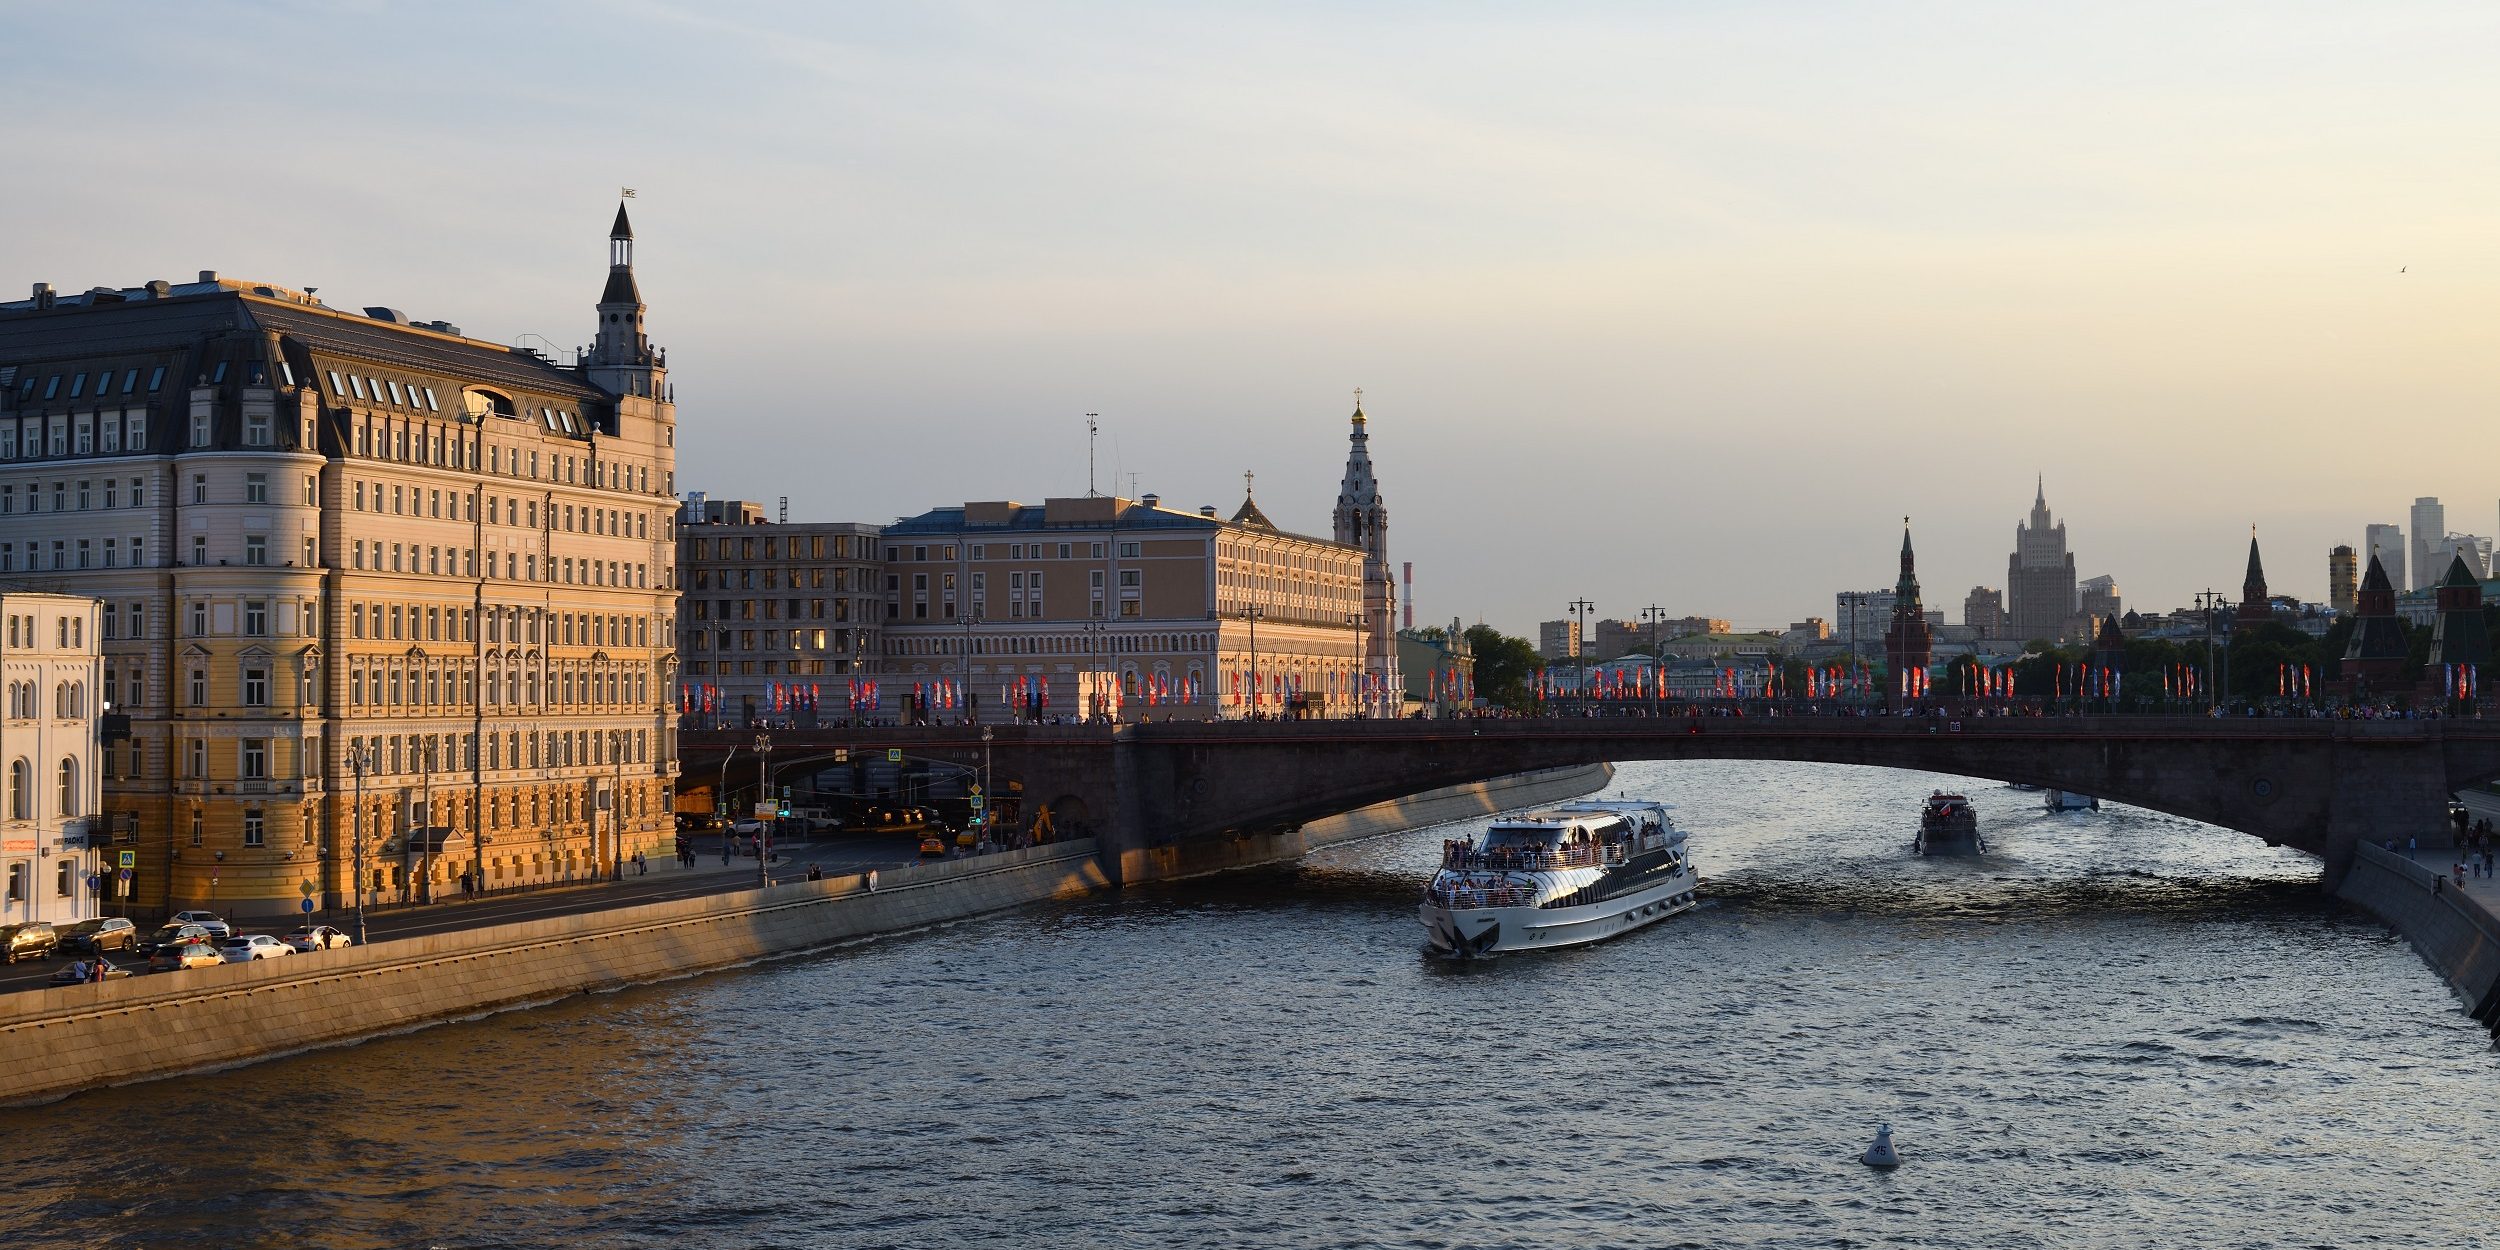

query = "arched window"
[56,757,77,818]
[6,758,25,819]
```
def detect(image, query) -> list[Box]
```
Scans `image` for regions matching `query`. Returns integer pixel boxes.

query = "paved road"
[0,833,936,996]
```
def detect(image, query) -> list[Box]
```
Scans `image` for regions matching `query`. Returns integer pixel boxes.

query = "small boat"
[1419,800,1697,957]
[2042,789,2100,811]
[1915,791,1985,855]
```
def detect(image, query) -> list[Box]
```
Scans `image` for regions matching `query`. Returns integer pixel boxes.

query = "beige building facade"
[879,493,1368,719]
[675,496,882,725]
[0,206,680,920]
[0,593,103,926]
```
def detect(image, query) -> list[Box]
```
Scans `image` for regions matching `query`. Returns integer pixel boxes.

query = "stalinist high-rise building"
[1333,396,1400,714]
[0,205,681,919]
[2007,478,2079,642]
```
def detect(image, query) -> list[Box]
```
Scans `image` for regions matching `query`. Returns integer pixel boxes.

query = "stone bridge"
[680,716,2500,885]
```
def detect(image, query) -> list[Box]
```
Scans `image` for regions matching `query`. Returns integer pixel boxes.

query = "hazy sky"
[10,2,2500,635]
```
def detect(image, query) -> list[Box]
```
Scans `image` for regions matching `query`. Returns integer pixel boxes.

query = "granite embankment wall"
[0,764,1613,1105]
[1101,761,1615,882]
[0,840,1108,1106]
[2337,840,2500,1024]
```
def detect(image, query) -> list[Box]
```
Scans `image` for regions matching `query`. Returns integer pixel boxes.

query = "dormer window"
[349,375,367,401]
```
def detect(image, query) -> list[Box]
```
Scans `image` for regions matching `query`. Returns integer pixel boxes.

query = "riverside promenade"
[2338,838,2500,1025]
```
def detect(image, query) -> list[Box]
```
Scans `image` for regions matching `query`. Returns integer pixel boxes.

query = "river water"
[2,759,2494,1249]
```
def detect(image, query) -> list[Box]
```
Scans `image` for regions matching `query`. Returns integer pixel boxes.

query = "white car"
[169,910,232,939]
[219,934,293,962]
[282,925,353,953]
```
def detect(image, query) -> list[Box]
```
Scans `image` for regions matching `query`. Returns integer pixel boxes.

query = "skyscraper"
[2411,497,2445,591]
[2007,478,2078,642]
[2328,545,2358,615]
[2366,523,2406,592]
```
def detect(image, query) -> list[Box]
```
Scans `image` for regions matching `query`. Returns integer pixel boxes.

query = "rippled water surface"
[3,759,2495,1249]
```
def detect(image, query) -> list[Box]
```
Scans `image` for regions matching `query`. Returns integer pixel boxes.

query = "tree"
[1462,624,1544,711]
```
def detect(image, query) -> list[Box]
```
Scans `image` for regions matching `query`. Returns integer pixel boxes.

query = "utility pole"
[1086,414,1100,498]
[1568,598,1595,716]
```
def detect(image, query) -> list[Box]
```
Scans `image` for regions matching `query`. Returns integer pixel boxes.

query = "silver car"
[282,925,353,953]
[218,934,293,962]
[169,910,231,939]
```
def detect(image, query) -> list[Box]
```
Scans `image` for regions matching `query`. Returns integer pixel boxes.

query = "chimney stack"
[1402,562,1413,629]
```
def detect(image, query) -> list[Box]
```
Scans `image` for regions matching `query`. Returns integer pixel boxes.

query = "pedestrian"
[2409,835,2418,859]
[806,863,824,882]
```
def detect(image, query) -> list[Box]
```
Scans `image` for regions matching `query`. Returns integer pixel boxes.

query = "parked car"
[168,911,231,939]
[728,817,773,837]
[137,923,213,956]
[50,956,133,985]
[148,941,222,972]
[788,807,843,835]
[675,812,721,833]
[0,922,57,964]
[282,925,353,953]
[219,934,292,963]
[58,917,138,954]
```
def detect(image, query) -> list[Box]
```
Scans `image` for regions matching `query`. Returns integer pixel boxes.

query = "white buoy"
[1861,1123,1900,1169]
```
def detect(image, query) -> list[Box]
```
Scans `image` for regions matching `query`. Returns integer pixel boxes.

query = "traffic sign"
[117,850,135,868]
[85,875,101,892]
[300,898,315,914]
[887,749,902,762]
[968,783,983,796]
[117,868,132,882]
[969,797,986,811]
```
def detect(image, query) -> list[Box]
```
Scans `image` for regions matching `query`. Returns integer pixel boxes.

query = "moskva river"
[3,759,2493,1249]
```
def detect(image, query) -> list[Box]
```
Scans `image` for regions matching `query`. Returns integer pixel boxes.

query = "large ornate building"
[0,206,682,919]
[878,490,1369,719]
[2007,479,2078,642]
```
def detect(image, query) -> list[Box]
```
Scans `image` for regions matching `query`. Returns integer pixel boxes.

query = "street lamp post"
[418,737,436,904]
[349,742,371,945]
[1640,603,1667,718]
[754,733,773,887]
[613,731,626,882]
[1245,605,1264,720]
[1568,598,1595,717]
[2194,588,2227,712]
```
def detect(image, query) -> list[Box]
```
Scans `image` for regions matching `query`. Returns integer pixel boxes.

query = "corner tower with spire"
[1333,394,1400,714]
[1884,519,1934,707]
[2236,528,2272,631]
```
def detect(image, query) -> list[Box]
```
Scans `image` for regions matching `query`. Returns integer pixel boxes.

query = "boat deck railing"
[1439,843,1624,871]
[1423,882,1542,910]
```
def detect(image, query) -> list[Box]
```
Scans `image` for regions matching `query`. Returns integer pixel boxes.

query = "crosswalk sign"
[887,749,902,762]
[117,850,135,868]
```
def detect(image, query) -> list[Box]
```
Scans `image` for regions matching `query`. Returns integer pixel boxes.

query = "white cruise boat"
[1419,800,1697,958]
[2042,789,2100,811]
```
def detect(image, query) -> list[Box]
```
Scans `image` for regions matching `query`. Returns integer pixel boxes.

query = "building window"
[244,472,267,503]
[56,757,76,817]
[187,670,206,706]
[242,808,265,847]
[241,739,267,780]
[244,600,267,636]
[244,535,267,565]
[242,668,267,707]
[245,412,270,446]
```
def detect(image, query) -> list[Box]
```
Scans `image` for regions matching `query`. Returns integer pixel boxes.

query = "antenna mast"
[1086,414,1100,497]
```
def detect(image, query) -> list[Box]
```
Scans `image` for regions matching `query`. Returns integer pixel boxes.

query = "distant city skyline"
[10,2,2500,636]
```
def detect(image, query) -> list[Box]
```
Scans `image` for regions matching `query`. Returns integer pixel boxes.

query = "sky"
[8,1,2500,636]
